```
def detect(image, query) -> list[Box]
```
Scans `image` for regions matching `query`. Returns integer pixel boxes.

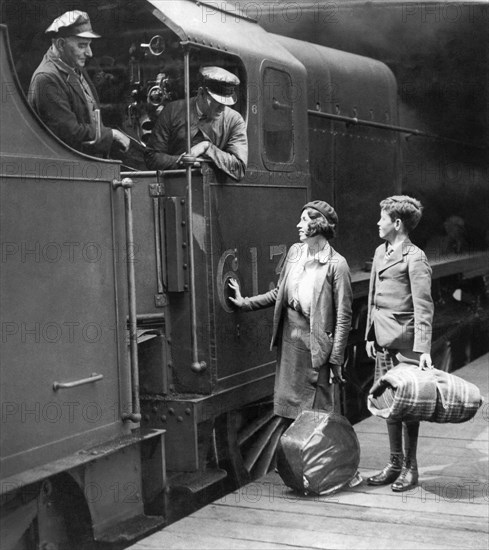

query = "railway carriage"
[1,1,487,548]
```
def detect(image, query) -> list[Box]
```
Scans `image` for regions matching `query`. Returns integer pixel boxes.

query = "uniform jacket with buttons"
[28,47,113,155]
[144,97,248,181]
[242,242,353,369]
[365,239,434,353]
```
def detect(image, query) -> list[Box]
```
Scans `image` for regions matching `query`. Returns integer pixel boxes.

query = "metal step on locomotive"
[1,1,488,548]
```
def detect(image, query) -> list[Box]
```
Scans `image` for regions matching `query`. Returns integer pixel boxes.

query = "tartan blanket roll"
[432,369,483,423]
[368,364,483,423]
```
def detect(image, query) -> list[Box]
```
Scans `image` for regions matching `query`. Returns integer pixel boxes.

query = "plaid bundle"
[368,364,483,423]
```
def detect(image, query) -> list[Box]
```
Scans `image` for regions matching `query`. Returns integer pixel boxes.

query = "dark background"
[234,0,489,248]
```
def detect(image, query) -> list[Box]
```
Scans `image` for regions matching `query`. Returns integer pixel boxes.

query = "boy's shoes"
[366,453,403,486]
[391,465,419,492]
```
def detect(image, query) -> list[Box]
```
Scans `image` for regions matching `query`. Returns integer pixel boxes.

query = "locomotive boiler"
[1,1,488,548]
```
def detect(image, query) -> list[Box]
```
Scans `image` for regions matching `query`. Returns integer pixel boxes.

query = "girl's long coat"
[243,242,353,370]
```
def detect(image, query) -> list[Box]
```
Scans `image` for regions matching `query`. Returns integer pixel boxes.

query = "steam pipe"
[183,47,206,374]
[307,110,487,150]
[112,177,142,423]
[153,195,164,295]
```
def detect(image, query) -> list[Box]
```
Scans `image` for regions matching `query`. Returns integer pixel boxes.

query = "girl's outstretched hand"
[228,278,245,308]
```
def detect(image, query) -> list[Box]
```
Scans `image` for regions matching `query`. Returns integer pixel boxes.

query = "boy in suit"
[365,195,434,491]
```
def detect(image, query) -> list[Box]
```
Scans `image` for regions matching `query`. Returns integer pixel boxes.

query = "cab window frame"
[260,62,296,172]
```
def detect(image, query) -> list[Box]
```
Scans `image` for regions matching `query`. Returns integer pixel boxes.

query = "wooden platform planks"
[128,354,489,550]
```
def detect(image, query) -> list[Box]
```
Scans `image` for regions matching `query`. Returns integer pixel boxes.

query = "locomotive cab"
[100,0,313,499]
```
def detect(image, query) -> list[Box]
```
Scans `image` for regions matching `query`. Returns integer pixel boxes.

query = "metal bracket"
[149,183,165,197]
[154,294,168,307]
[142,400,198,471]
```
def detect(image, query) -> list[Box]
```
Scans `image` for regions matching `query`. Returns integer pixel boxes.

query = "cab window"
[262,67,294,167]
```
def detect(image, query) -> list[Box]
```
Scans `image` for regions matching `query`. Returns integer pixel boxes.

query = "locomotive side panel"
[1,178,130,475]
[0,25,133,480]
[208,183,308,386]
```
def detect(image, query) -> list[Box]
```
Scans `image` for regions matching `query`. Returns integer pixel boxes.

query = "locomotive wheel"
[216,398,288,488]
[9,477,93,550]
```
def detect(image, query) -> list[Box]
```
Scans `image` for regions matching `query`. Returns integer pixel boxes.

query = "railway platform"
[128,354,488,550]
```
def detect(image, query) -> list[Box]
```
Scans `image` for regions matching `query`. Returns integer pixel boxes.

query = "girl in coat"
[229,200,353,420]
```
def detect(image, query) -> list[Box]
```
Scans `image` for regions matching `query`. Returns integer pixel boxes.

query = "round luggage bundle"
[367,364,484,423]
[276,410,360,496]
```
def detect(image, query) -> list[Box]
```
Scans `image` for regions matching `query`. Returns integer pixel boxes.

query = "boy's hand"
[419,353,433,370]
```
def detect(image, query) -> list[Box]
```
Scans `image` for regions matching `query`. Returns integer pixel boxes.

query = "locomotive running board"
[0,429,164,495]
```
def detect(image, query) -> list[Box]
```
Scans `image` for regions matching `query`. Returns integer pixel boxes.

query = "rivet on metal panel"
[180,199,185,205]
[182,242,187,248]
[185,408,191,415]
[160,415,167,422]
[143,415,150,422]
[177,416,183,422]
[184,284,189,290]
[152,406,158,413]
[154,294,168,307]
[168,408,175,415]
[183,263,188,269]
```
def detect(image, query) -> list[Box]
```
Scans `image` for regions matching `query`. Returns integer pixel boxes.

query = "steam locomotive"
[1,1,488,548]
